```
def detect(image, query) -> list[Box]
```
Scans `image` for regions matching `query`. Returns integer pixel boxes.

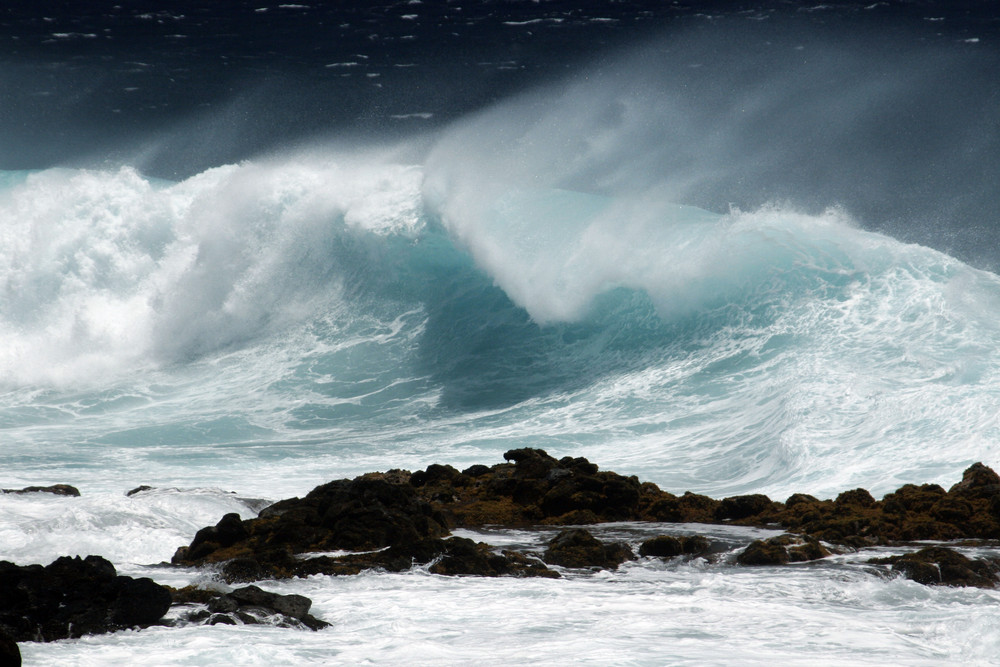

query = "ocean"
[3,1,1000,664]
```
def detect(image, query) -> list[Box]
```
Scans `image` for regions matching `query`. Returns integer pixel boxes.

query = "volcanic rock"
[760,463,1000,546]
[172,584,330,630]
[0,555,171,642]
[737,534,831,566]
[1,484,80,497]
[716,494,773,521]
[638,534,711,559]
[872,546,1000,588]
[948,462,1000,499]
[542,528,634,570]
[290,536,557,580]
[170,454,1000,591]
[415,448,675,526]
[172,474,449,570]
[0,630,19,667]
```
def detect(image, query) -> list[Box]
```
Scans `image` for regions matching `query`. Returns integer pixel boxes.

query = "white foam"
[16,540,1000,666]
[0,158,425,388]
[0,487,258,567]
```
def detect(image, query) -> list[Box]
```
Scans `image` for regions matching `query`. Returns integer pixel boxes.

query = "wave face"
[2,145,1000,500]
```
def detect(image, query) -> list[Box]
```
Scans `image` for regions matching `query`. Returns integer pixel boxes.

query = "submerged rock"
[171,584,330,630]
[1,484,80,497]
[427,537,559,578]
[638,534,711,559]
[287,536,557,580]
[0,556,171,642]
[737,534,831,566]
[542,528,634,570]
[871,546,1000,588]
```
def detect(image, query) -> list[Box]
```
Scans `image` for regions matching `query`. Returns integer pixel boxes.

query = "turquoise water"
[1,155,998,503]
[3,121,1000,667]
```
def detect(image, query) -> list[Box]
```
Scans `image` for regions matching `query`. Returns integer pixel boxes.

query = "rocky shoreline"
[3,448,1000,661]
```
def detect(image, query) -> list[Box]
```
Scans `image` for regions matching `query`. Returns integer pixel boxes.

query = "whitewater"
[4,2,1000,664]
[4,148,1000,664]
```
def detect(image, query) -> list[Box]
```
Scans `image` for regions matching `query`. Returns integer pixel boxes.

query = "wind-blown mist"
[425,20,1000,269]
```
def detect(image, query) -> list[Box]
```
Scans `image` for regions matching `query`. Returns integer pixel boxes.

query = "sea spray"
[0,158,427,386]
[2,154,1000,499]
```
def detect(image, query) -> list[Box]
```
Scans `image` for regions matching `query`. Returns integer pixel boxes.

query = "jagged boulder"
[1,484,79,497]
[172,584,329,630]
[185,513,250,562]
[542,528,634,570]
[0,629,19,667]
[641,490,720,523]
[948,462,1000,499]
[638,534,711,559]
[835,488,877,508]
[172,474,449,570]
[737,534,831,566]
[716,494,773,521]
[415,448,662,526]
[0,556,171,642]
[872,546,1000,588]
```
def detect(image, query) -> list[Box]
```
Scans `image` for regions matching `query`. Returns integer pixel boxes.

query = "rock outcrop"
[736,534,832,566]
[171,451,1000,589]
[171,584,330,630]
[1,484,80,497]
[170,471,557,581]
[638,534,712,559]
[0,630,19,667]
[0,556,171,642]
[871,546,1000,588]
[542,528,634,570]
[172,474,450,568]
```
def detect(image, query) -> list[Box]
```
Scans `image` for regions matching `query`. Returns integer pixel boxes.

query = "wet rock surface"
[0,556,171,642]
[0,630,19,667]
[542,528,635,570]
[416,451,1000,550]
[1,484,80,496]
[170,584,330,630]
[871,546,1000,588]
[639,535,712,559]
[8,452,1000,649]
[172,474,449,569]
[292,536,558,580]
[736,534,833,566]
[169,450,1000,589]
